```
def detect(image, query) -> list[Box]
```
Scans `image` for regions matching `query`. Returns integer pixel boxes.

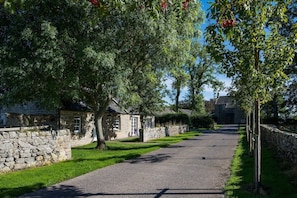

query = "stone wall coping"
[0,125,50,132]
[262,124,297,137]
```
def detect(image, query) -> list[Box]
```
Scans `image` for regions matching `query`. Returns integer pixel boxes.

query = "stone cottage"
[0,100,143,147]
[214,96,245,124]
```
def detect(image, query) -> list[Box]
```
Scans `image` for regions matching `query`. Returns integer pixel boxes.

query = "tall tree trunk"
[139,105,145,142]
[175,87,180,112]
[190,75,196,111]
[94,112,106,150]
[94,98,111,150]
[254,99,261,193]
[246,112,250,144]
[250,111,255,156]
[272,94,279,124]
[253,45,262,193]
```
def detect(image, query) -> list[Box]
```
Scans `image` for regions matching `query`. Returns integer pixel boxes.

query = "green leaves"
[206,0,296,108]
[0,0,205,117]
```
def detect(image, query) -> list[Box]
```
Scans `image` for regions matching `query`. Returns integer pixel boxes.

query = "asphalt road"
[20,125,239,198]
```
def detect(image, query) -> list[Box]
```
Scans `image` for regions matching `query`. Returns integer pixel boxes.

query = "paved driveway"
[20,125,239,198]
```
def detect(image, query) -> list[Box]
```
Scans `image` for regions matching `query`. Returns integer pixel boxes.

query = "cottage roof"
[61,101,90,111]
[107,99,129,114]
[62,99,130,114]
[3,102,56,115]
[155,107,192,116]
[180,109,192,116]
[215,96,236,108]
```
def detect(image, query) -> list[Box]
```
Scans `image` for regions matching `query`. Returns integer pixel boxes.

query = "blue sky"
[163,0,231,104]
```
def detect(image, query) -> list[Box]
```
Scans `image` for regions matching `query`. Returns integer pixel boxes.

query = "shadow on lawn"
[73,142,168,151]
[0,183,46,198]
[72,153,142,163]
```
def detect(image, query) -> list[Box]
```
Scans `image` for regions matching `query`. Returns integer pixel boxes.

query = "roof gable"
[216,96,234,105]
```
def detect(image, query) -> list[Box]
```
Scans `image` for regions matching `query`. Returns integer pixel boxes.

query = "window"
[113,117,121,131]
[73,117,81,133]
[131,117,138,136]
[146,118,153,128]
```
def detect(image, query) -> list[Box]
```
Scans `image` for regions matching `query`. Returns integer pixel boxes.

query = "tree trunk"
[139,105,145,142]
[272,94,279,124]
[94,98,111,150]
[254,99,261,193]
[175,88,180,112]
[94,111,106,150]
[250,111,255,156]
[246,113,250,143]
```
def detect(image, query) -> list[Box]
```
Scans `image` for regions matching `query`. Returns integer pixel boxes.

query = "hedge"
[155,113,190,126]
[155,113,215,129]
[190,115,215,129]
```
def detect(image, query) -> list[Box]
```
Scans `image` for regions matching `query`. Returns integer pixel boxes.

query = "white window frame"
[146,118,153,128]
[113,117,121,131]
[73,117,81,133]
[131,117,138,136]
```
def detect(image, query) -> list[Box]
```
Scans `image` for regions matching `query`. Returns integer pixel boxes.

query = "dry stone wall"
[143,125,189,142]
[261,125,297,164]
[0,127,71,173]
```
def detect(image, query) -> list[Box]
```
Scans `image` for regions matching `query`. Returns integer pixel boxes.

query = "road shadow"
[127,153,171,164]
[19,185,224,198]
[202,125,239,135]
[155,188,224,197]
[19,185,90,198]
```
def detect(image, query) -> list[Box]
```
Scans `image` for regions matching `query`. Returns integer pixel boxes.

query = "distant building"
[214,96,245,124]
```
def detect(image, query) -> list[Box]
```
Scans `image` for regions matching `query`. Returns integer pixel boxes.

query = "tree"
[0,0,24,13]
[280,1,297,115]
[113,0,203,129]
[185,43,223,115]
[165,0,204,113]
[0,0,203,149]
[206,0,296,193]
[0,0,115,150]
[169,68,189,112]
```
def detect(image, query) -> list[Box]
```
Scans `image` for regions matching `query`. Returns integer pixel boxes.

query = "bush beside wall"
[156,113,215,129]
[155,113,190,126]
[190,115,215,129]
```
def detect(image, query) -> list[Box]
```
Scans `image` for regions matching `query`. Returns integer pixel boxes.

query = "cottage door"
[131,117,138,136]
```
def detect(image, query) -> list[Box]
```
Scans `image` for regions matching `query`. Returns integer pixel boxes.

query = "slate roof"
[155,107,192,116]
[61,101,90,112]
[215,96,236,108]
[107,99,129,114]
[62,99,130,114]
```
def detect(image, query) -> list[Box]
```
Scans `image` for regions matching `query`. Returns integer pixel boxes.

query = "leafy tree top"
[205,0,296,106]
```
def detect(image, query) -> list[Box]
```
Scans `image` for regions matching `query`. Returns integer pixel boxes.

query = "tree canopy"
[205,0,297,193]
[0,0,203,149]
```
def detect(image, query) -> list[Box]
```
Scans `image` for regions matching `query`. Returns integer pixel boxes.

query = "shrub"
[190,115,214,129]
[155,113,190,126]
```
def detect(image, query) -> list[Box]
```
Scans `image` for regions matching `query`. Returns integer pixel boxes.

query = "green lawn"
[225,127,297,198]
[0,131,201,198]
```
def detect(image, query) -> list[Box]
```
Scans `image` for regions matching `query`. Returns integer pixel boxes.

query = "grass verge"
[0,131,201,198]
[225,127,297,198]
